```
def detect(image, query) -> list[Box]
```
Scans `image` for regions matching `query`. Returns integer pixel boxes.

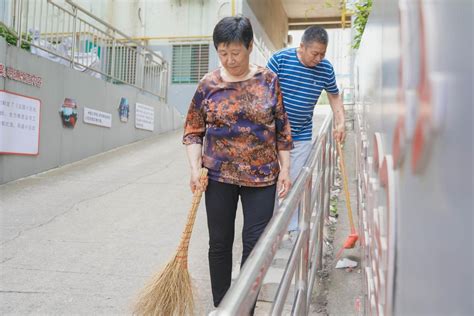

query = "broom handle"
[337,141,356,234]
[177,168,208,256]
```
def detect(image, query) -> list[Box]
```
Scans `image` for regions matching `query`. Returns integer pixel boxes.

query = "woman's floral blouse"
[183,67,293,187]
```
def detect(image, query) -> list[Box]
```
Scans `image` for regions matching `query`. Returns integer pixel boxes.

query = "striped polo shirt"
[267,47,339,141]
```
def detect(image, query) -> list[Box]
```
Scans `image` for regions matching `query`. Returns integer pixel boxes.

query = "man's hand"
[277,168,291,198]
[333,123,345,143]
[189,168,208,193]
[327,92,345,143]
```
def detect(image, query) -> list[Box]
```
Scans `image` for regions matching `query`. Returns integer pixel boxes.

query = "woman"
[183,16,293,309]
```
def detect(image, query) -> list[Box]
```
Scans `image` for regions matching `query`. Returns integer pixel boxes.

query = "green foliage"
[0,22,31,51]
[352,0,373,49]
[19,33,31,50]
[330,196,338,215]
[0,23,17,46]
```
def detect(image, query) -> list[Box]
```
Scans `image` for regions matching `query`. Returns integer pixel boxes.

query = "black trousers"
[205,180,276,308]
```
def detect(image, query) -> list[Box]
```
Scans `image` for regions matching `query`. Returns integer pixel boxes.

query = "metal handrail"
[65,0,164,62]
[9,0,168,101]
[215,114,336,315]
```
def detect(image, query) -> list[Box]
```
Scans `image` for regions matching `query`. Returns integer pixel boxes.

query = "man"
[267,26,345,235]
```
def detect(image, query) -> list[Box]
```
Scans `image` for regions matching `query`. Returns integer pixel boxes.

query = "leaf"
[351,0,373,49]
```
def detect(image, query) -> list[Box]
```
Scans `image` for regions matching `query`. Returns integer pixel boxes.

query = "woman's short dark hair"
[301,26,328,46]
[213,16,253,49]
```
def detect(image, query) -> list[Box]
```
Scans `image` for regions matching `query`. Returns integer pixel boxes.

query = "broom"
[134,168,208,316]
[334,141,359,262]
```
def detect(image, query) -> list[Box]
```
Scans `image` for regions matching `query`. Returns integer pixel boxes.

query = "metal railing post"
[322,144,329,222]
[70,5,77,69]
[163,65,169,100]
[302,176,312,313]
[16,0,23,48]
[317,138,326,272]
[23,0,29,47]
[110,32,116,80]
[331,124,336,189]
[215,115,333,315]
[318,190,324,264]
[11,0,168,101]
[11,0,17,29]
[136,46,143,89]
[327,122,334,219]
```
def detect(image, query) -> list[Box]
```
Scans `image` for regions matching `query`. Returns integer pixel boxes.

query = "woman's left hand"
[277,169,291,198]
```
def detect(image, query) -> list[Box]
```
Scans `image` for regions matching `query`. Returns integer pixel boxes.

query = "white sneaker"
[288,230,298,243]
[281,230,298,248]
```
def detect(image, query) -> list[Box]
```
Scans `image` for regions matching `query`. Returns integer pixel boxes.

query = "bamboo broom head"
[133,168,208,316]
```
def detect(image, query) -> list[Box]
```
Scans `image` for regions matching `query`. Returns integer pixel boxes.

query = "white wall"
[241,0,274,66]
[0,0,13,27]
[143,0,220,41]
[56,0,221,42]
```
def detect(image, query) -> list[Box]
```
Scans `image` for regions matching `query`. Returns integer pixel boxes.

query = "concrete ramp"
[0,130,220,315]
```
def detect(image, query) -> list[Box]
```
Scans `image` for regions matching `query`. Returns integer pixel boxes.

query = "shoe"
[281,230,298,248]
[288,230,298,244]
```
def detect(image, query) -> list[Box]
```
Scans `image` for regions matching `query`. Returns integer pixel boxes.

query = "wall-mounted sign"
[118,97,129,123]
[0,63,43,88]
[135,103,154,131]
[0,90,41,155]
[59,98,78,128]
[84,107,112,128]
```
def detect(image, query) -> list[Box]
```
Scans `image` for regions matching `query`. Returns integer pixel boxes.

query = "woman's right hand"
[189,168,208,193]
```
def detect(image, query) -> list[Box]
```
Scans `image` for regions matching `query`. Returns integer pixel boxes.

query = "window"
[172,44,209,84]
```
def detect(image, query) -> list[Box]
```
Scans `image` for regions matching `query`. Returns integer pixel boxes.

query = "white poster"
[83,107,112,128]
[135,103,154,131]
[0,90,41,155]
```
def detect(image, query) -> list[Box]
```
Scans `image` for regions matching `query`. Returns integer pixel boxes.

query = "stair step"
[258,265,296,304]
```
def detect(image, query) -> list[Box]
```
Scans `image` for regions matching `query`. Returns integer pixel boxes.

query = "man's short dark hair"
[213,16,253,49]
[301,26,328,46]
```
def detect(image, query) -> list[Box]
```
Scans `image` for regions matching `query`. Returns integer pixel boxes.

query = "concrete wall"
[242,0,275,64]
[0,39,183,184]
[354,0,473,314]
[55,0,220,40]
[0,0,13,27]
[246,0,288,50]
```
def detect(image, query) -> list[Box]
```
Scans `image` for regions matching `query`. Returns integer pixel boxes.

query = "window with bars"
[172,44,209,84]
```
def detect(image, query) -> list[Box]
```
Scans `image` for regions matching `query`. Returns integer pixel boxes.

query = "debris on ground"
[335,258,358,269]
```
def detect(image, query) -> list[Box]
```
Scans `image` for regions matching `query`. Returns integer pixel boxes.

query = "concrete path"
[0,130,223,315]
[256,108,364,316]
[326,128,364,315]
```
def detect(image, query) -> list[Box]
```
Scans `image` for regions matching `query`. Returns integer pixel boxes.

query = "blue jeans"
[288,141,313,232]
